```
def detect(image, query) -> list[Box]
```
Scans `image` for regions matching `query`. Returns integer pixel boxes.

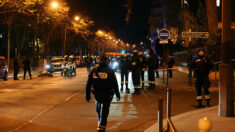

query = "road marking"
[9,91,81,132]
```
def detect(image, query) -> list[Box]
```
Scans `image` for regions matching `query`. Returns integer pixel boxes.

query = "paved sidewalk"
[145,66,235,132]
[154,67,224,92]
[145,106,235,132]
[8,67,43,79]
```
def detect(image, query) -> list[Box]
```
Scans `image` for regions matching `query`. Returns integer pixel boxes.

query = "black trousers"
[96,100,111,128]
[14,70,18,79]
[195,77,210,100]
[121,70,128,85]
[155,70,159,78]
[148,69,155,86]
[132,70,141,90]
[24,68,32,79]
[140,70,145,84]
[168,69,172,77]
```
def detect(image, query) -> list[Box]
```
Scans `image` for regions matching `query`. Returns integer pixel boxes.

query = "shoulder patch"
[98,72,108,79]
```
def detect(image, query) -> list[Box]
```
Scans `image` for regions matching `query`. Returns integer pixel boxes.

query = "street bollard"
[158,97,163,132]
[166,88,172,131]
[198,117,211,132]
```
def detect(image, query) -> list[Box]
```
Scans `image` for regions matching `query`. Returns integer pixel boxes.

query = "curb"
[144,106,218,132]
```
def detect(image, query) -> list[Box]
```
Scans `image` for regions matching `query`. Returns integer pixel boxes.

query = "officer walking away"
[190,49,213,107]
[23,57,32,80]
[138,51,146,88]
[131,50,141,94]
[119,54,130,92]
[147,50,157,88]
[85,54,120,132]
[167,55,175,78]
[86,54,93,73]
[14,56,19,80]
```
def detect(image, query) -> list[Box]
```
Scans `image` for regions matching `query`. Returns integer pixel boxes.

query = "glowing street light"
[74,16,80,21]
[51,1,58,8]
[140,42,143,45]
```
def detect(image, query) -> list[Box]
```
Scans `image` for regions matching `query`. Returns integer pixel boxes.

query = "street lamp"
[51,1,58,9]
[74,16,80,21]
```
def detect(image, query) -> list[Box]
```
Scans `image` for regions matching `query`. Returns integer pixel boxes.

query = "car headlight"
[46,64,50,69]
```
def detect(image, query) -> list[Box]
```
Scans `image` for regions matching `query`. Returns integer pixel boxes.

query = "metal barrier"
[157,68,177,132]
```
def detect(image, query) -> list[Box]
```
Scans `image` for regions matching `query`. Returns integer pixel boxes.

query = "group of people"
[85,49,214,132]
[13,57,32,80]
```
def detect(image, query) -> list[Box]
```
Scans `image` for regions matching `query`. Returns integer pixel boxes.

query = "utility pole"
[219,0,234,117]
[7,25,10,71]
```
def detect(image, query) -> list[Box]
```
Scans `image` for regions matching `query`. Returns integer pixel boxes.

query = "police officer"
[85,54,120,132]
[131,50,141,94]
[23,57,32,80]
[191,49,213,107]
[147,50,157,88]
[119,54,130,91]
[167,55,175,78]
[86,54,93,73]
[138,51,146,88]
[14,56,19,80]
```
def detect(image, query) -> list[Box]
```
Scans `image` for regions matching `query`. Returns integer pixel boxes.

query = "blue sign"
[159,29,170,40]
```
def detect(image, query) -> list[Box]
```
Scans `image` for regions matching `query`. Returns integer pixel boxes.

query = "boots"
[126,84,130,92]
[197,100,202,108]
[142,83,144,89]
[121,85,123,91]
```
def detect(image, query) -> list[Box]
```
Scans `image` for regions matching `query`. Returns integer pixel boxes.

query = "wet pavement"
[0,68,219,132]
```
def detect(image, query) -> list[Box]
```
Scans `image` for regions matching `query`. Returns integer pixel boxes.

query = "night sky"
[68,0,151,44]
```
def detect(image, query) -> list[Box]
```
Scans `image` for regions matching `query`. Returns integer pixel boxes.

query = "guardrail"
[157,68,177,132]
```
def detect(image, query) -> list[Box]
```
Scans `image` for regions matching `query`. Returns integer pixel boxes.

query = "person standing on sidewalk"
[85,54,120,132]
[23,57,32,80]
[147,50,157,88]
[119,54,130,91]
[167,55,175,78]
[14,56,19,80]
[131,50,141,94]
[86,54,93,73]
[138,51,147,88]
[191,49,213,107]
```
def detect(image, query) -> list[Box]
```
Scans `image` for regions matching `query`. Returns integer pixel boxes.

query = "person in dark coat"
[167,55,175,78]
[131,50,141,94]
[155,56,159,78]
[85,54,120,132]
[147,50,157,88]
[190,49,213,107]
[119,54,130,91]
[86,54,93,73]
[23,57,32,80]
[138,51,146,88]
[14,56,19,80]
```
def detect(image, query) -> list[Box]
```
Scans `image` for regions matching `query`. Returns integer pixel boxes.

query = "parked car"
[0,56,8,81]
[74,56,84,67]
[46,56,64,73]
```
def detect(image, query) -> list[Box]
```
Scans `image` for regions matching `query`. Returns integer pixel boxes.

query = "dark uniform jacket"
[190,56,213,79]
[119,56,130,72]
[168,58,175,68]
[131,54,140,71]
[14,59,19,71]
[86,57,93,65]
[23,59,31,69]
[147,54,157,69]
[86,63,120,102]
[139,55,146,69]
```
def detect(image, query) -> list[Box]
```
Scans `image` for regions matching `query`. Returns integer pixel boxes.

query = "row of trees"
[0,0,94,68]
